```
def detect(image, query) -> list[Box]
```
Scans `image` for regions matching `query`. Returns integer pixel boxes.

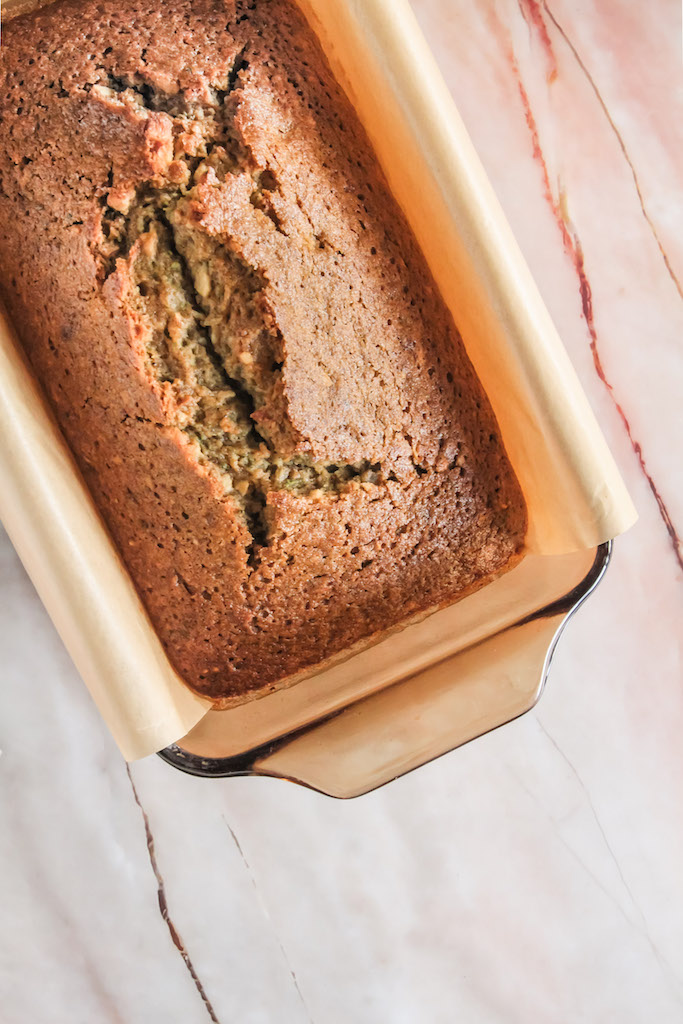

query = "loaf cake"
[0,0,526,703]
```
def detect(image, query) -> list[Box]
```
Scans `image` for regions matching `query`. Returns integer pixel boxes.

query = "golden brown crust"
[0,0,526,701]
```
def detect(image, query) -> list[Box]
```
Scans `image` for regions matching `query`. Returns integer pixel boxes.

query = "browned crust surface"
[0,0,526,701]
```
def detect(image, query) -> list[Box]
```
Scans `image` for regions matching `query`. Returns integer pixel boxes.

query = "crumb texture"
[0,0,526,700]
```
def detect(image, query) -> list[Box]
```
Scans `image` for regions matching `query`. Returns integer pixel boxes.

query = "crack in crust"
[96,50,391,566]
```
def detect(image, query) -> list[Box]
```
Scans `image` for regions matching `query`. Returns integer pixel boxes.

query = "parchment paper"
[0,311,211,759]
[0,0,636,760]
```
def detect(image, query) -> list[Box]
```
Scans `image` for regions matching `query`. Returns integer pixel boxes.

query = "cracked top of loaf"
[0,0,527,702]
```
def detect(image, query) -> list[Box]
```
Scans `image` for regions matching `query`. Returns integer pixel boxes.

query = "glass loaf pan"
[0,0,634,795]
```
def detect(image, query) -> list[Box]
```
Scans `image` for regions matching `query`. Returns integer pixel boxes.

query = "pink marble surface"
[1,2,682,1021]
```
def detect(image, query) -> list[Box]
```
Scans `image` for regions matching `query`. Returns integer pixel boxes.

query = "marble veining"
[1,2,682,1022]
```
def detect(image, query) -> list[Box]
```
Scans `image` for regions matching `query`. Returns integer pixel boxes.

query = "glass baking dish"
[158,543,610,797]
[0,0,633,775]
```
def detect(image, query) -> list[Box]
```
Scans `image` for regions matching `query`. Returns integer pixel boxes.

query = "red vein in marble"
[126,766,222,1024]
[572,238,683,569]
[541,0,683,303]
[518,0,558,81]
[509,55,683,571]
[510,54,571,252]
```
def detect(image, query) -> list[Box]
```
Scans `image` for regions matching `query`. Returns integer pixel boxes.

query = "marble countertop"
[1,1,682,1021]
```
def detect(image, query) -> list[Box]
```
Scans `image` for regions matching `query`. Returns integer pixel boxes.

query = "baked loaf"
[0,0,526,703]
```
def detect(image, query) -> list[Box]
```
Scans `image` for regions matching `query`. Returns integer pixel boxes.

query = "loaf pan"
[0,0,635,794]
